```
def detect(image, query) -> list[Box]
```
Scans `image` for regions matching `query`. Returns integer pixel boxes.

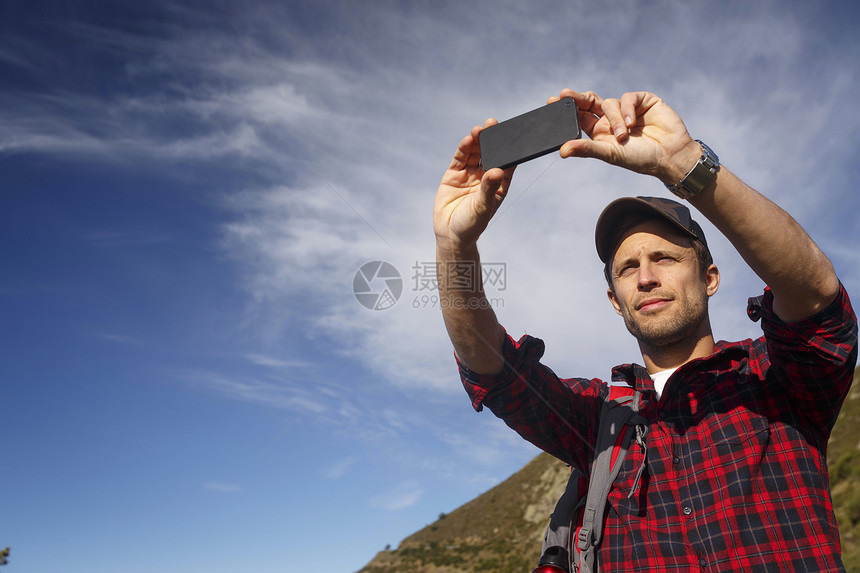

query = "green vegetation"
[0,547,9,568]
[829,368,860,572]
[360,368,860,573]
[358,452,569,573]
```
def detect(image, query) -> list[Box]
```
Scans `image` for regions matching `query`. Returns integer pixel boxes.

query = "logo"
[353,261,403,311]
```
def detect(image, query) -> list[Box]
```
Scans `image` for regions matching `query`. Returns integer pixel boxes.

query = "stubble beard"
[622,288,710,349]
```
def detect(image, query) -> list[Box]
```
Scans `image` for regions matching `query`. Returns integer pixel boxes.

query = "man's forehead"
[612,219,695,258]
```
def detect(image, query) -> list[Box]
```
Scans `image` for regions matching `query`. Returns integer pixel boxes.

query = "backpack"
[536,388,648,573]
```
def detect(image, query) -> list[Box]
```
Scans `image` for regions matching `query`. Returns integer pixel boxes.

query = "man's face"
[607,219,719,348]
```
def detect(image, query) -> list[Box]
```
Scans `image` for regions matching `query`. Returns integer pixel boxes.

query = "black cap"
[595,196,709,264]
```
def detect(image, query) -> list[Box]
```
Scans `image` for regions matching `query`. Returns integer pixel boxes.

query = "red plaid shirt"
[460,286,857,572]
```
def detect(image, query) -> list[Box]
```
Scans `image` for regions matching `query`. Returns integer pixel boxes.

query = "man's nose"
[637,262,659,289]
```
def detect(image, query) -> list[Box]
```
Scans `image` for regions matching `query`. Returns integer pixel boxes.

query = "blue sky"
[2,1,860,572]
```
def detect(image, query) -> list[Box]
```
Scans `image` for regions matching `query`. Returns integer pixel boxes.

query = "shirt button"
[683,505,693,515]
[673,456,681,466]
[699,557,707,567]
[659,411,667,419]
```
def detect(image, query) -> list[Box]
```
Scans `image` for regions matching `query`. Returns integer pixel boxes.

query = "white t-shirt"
[650,367,678,399]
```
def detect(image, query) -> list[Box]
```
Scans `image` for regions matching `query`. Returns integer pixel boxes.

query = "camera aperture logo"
[353,261,403,311]
[353,260,506,311]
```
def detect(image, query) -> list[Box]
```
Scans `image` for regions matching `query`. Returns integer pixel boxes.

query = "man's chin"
[626,317,694,348]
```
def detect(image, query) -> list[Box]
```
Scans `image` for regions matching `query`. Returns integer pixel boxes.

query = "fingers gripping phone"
[479,97,581,170]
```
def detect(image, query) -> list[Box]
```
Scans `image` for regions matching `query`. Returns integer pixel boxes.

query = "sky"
[2,1,860,572]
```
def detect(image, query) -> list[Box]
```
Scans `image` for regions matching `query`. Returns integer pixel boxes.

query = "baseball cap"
[595,196,709,264]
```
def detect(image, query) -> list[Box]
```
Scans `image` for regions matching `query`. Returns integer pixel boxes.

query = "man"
[433,90,857,571]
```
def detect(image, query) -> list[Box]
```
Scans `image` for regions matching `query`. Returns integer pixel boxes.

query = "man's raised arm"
[434,121,515,373]
[686,170,838,322]
[553,89,839,322]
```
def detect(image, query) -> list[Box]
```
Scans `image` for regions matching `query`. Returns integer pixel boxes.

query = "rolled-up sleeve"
[458,328,548,412]
[750,283,858,430]
[457,328,606,469]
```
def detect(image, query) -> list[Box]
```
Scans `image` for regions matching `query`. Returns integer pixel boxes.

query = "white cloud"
[468,474,502,490]
[320,456,359,480]
[92,332,145,346]
[368,480,424,511]
[182,371,327,415]
[436,414,541,468]
[244,354,312,368]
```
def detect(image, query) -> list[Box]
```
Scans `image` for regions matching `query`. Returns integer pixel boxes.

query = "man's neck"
[639,326,716,375]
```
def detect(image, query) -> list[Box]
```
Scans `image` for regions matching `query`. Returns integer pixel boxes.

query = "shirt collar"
[611,339,752,390]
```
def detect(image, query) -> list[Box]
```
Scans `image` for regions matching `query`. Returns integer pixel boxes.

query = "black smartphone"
[479,97,581,170]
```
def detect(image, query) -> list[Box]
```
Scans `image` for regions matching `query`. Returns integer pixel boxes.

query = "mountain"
[359,452,568,573]
[359,367,860,573]
[829,367,860,571]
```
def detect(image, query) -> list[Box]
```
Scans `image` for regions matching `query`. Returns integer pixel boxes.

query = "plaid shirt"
[459,285,857,572]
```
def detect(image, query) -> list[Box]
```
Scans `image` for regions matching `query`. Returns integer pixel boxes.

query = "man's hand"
[434,120,513,374]
[548,90,702,187]
[434,120,515,255]
[550,89,840,322]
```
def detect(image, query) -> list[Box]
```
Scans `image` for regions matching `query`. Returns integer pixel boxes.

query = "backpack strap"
[540,465,585,570]
[537,389,647,573]
[576,389,645,573]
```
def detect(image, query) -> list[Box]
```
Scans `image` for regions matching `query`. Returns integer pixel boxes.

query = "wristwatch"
[665,140,720,200]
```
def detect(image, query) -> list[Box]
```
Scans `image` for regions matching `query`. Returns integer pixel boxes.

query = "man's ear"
[607,287,623,316]
[706,264,720,297]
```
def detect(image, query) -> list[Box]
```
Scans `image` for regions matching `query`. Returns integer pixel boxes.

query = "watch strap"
[666,140,719,200]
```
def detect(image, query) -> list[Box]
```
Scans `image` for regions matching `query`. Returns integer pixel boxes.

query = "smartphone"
[479,97,581,170]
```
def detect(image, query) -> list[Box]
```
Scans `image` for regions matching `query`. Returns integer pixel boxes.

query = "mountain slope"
[829,366,860,571]
[359,452,569,573]
[360,367,860,573]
